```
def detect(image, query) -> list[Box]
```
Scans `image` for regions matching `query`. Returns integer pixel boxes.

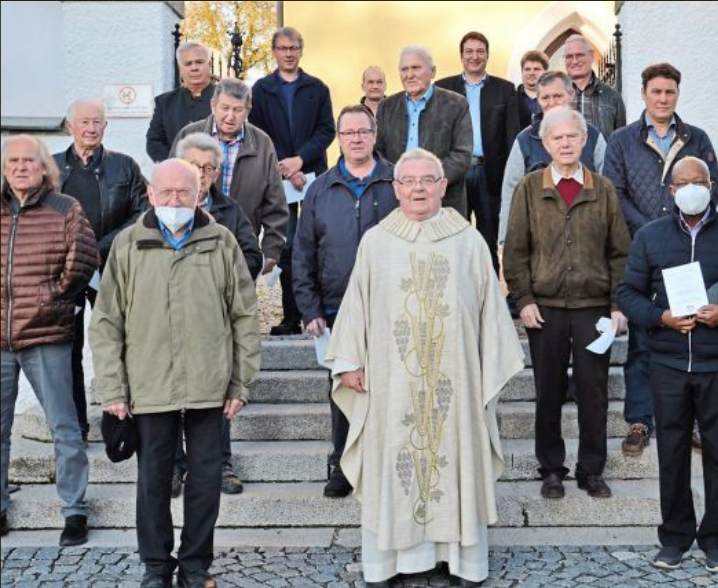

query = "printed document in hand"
[264,265,282,288]
[314,327,331,369]
[587,316,616,354]
[283,173,316,204]
[662,261,708,317]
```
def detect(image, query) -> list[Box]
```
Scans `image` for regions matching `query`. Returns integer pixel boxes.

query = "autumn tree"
[181,1,277,79]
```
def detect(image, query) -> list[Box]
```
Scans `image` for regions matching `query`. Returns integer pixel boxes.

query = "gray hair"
[399,45,435,71]
[539,108,587,139]
[562,34,593,56]
[394,148,444,180]
[176,41,210,65]
[212,78,252,108]
[1,134,61,192]
[66,97,106,122]
[272,26,303,49]
[537,71,574,94]
[175,132,223,168]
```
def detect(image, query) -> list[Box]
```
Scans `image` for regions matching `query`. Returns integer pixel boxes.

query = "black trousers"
[325,314,349,469]
[136,407,223,574]
[278,202,302,326]
[527,306,610,480]
[72,288,96,437]
[651,363,718,550]
[465,163,500,275]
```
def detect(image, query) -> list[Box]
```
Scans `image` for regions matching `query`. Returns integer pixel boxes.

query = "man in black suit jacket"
[146,42,215,163]
[436,31,520,273]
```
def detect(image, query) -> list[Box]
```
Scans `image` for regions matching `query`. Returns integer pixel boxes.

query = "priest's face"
[393,157,447,221]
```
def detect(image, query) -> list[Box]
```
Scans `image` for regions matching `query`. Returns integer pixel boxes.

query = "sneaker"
[177,568,217,588]
[622,423,650,456]
[1,513,8,537]
[140,570,173,588]
[221,464,244,494]
[324,466,352,498]
[59,515,88,546]
[171,468,184,499]
[577,475,612,498]
[705,549,718,573]
[653,546,686,569]
[540,473,565,499]
[692,430,702,452]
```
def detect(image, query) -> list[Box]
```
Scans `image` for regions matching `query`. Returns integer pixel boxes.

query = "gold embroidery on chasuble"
[393,252,453,526]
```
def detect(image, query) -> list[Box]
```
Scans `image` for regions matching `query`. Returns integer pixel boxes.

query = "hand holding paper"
[587,316,616,354]
[662,261,708,317]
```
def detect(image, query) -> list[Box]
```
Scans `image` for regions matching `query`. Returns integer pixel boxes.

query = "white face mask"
[155,206,195,232]
[674,183,711,216]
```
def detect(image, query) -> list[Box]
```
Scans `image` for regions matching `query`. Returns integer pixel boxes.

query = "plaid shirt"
[213,123,244,196]
[571,74,598,128]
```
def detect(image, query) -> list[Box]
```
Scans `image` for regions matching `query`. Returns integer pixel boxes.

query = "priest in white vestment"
[327,149,524,586]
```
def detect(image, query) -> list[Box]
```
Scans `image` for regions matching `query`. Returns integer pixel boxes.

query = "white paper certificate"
[283,173,316,204]
[662,261,708,317]
[313,327,331,369]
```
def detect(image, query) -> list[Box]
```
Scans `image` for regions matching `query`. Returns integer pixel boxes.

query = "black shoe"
[450,576,483,587]
[577,475,612,498]
[177,568,217,588]
[1,513,8,537]
[140,570,173,588]
[653,546,687,569]
[365,581,394,587]
[540,473,565,499]
[270,321,302,336]
[221,463,244,494]
[705,549,718,573]
[171,468,184,499]
[59,515,88,546]
[324,466,352,498]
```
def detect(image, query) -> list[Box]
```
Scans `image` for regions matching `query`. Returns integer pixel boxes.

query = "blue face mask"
[155,206,195,232]
[674,183,710,215]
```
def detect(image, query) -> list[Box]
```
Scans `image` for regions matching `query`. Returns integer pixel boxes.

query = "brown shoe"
[622,423,650,456]
[540,473,565,499]
[577,475,612,498]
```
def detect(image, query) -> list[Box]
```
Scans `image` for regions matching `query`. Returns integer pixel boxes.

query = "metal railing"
[597,23,622,93]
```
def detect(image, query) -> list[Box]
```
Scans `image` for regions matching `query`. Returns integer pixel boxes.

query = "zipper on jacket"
[687,231,697,373]
[5,213,20,351]
[95,168,106,239]
[355,198,361,241]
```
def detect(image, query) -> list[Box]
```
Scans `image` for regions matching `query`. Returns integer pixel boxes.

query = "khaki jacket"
[89,209,260,414]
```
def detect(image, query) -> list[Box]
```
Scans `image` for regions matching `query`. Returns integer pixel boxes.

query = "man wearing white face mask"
[617,157,718,573]
[604,63,718,458]
[89,159,260,588]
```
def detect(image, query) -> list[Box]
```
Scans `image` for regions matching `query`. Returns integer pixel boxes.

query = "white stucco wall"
[6,1,180,178]
[619,1,718,148]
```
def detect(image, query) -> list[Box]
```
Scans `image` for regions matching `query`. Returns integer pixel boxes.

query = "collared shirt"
[405,85,434,151]
[464,73,486,157]
[645,112,677,158]
[200,191,213,211]
[679,206,711,240]
[158,216,195,250]
[339,156,378,199]
[550,163,585,186]
[571,73,598,127]
[212,123,244,196]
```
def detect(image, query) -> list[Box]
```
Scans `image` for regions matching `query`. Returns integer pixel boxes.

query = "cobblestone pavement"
[2,545,716,587]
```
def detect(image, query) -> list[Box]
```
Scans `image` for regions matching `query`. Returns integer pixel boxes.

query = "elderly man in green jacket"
[89,159,260,588]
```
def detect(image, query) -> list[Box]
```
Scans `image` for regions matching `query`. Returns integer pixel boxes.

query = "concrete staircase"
[7,336,705,535]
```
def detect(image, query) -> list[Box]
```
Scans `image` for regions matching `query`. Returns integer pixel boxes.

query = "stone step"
[10,436,702,485]
[3,479,703,530]
[502,367,625,401]
[18,401,632,443]
[260,336,628,370]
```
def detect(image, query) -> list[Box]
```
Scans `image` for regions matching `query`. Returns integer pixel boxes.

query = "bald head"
[152,158,200,189]
[672,156,710,181]
[148,158,201,210]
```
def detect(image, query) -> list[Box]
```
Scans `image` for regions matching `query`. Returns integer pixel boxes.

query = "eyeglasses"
[153,189,196,203]
[191,163,218,174]
[672,181,711,189]
[397,176,442,188]
[564,52,590,62]
[274,45,301,54]
[338,129,374,139]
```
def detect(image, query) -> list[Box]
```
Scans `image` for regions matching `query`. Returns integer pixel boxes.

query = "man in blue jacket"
[604,63,718,457]
[617,157,718,572]
[293,105,397,498]
[249,26,335,336]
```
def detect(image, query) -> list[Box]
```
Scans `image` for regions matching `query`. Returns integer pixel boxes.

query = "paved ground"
[2,543,716,587]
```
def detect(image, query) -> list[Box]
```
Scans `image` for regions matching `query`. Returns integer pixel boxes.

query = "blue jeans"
[623,325,654,433]
[1,344,88,518]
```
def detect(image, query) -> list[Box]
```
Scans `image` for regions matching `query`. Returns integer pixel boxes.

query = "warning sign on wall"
[103,84,154,117]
